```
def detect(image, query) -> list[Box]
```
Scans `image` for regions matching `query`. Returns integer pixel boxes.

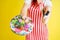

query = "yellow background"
[0,0,60,40]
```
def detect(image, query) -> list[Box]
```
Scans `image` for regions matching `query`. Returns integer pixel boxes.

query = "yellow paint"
[0,0,60,40]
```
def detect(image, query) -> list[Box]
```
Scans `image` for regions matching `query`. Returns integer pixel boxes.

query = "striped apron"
[26,2,48,40]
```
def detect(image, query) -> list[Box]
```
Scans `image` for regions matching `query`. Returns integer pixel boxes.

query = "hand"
[43,6,48,15]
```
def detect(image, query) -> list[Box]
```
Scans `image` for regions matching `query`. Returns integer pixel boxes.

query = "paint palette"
[10,15,33,35]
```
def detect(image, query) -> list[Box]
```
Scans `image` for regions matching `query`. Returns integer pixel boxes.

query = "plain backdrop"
[0,0,60,40]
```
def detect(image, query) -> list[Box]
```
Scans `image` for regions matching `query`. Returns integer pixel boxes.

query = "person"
[21,0,52,40]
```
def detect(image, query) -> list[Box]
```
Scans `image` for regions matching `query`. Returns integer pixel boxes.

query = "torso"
[26,2,48,40]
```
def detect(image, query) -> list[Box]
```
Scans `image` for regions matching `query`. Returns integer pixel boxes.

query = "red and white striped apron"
[26,2,48,40]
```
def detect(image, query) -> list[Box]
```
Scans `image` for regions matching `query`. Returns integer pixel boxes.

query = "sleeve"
[43,0,52,7]
[24,0,31,5]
